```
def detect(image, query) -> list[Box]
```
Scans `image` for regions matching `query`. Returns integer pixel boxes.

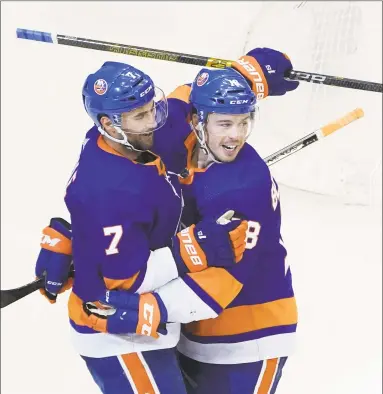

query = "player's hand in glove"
[171,210,248,275]
[233,47,299,99]
[83,292,168,338]
[35,217,73,303]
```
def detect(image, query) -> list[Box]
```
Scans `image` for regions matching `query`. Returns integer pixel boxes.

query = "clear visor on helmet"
[201,109,257,141]
[111,86,168,135]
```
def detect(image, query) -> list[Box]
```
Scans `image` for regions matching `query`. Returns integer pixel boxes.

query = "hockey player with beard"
[34,48,298,393]
[36,61,248,394]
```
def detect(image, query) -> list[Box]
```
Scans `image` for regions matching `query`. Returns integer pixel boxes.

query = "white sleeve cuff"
[135,247,179,294]
[155,277,218,323]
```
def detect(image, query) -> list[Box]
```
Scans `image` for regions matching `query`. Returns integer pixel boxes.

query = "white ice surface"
[1,2,381,393]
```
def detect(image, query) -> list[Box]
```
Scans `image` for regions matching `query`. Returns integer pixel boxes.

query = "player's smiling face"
[205,113,252,162]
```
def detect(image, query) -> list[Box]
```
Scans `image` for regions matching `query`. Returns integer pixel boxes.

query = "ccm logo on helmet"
[236,58,265,100]
[179,227,204,266]
[230,99,249,105]
[140,85,153,97]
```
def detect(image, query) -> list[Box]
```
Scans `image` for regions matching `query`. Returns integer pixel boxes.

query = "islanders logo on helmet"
[94,79,108,95]
[196,72,209,87]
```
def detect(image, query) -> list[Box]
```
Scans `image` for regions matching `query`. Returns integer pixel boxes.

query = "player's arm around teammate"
[92,63,298,394]
[33,47,298,394]
[34,61,249,394]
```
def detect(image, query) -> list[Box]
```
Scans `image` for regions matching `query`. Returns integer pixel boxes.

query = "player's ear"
[100,116,112,127]
[191,113,199,128]
[100,116,115,134]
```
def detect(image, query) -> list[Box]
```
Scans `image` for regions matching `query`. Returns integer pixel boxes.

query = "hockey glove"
[83,291,168,339]
[171,211,248,275]
[233,47,299,99]
[35,217,73,303]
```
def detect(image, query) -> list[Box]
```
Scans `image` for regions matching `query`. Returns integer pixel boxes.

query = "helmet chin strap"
[97,125,147,153]
[193,122,223,165]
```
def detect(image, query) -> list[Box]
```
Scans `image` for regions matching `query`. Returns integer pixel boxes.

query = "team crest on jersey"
[196,72,209,87]
[94,79,108,95]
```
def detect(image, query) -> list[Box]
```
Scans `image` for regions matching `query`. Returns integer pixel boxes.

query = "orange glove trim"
[229,220,248,263]
[177,225,208,273]
[233,55,269,100]
[137,293,162,339]
[40,226,72,255]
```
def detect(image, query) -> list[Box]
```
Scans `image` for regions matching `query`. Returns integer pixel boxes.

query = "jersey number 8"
[245,221,261,250]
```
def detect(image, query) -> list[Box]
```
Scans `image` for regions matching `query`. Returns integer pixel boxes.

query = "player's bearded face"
[205,113,254,162]
[120,101,158,150]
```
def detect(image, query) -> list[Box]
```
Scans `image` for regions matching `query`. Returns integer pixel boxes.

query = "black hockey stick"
[1,108,364,308]
[15,28,382,93]
[0,271,167,330]
[1,268,75,309]
[264,108,364,165]
[1,277,45,309]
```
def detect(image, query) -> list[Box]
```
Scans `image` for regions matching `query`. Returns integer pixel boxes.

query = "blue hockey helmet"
[190,67,257,123]
[189,68,257,162]
[82,61,168,149]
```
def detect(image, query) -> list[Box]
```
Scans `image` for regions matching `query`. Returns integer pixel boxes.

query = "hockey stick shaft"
[265,108,364,166]
[0,268,75,309]
[1,277,44,308]
[16,28,382,93]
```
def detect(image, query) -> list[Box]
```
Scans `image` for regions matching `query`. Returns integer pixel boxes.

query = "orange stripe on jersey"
[98,135,166,176]
[143,155,167,176]
[121,353,157,394]
[185,296,297,336]
[40,227,72,255]
[97,135,125,157]
[187,268,243,309]
[257,358,279,394]
[179,132,208,185]
[166,85,191,103]
[177,225,208,273]
[104,271,140,290]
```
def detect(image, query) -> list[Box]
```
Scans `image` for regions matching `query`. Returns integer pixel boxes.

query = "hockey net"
[243,1,382,207]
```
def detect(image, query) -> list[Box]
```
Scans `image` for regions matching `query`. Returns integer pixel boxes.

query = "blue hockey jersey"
[153,86,298,364]
[64,127,184,357]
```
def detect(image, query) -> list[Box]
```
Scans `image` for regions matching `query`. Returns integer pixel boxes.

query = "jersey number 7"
[103,225,123,255]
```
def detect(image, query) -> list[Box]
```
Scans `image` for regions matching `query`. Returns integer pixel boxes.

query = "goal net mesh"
[243,1,382,207]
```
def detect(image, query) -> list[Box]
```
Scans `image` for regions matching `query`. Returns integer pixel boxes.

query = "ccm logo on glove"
[46,280,63,286]
[141,303,155,336]
[137,294,162,338]
[40,226,72,255]
[41,234,61,247]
